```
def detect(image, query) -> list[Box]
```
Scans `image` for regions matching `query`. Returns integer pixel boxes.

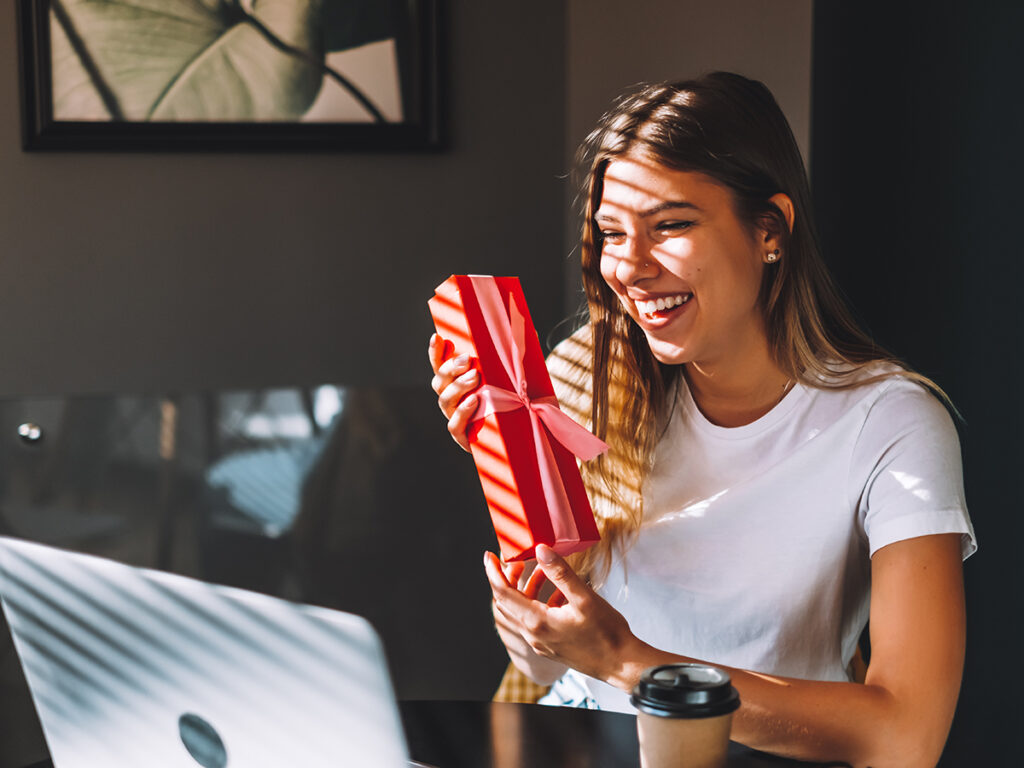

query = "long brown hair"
[562,72,943,584]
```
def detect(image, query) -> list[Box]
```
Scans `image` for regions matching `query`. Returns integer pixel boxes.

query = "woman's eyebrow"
[639,200,701,217]
[594,201,701,223]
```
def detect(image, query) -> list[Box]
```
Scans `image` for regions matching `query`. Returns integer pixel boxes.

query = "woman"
[429,72,974,767]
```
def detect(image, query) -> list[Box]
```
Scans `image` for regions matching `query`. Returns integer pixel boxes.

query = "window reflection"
[0,384,505,708]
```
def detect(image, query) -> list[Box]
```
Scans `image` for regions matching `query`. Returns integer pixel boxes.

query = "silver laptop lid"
[0,536,410,768]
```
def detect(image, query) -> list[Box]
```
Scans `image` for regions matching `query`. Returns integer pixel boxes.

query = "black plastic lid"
[631,664,741,719]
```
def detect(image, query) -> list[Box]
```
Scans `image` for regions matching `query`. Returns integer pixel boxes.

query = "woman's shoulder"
[546,324,593,421]
[811,361,958,447]
[546,324,592,386]
[809,360,944,405]
[799,360,957,441]
[548,323,592,360]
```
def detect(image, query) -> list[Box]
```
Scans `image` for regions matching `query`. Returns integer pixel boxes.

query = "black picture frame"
[17,0,443,151]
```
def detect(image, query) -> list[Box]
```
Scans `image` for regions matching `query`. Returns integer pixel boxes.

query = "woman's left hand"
[484,544,639,686]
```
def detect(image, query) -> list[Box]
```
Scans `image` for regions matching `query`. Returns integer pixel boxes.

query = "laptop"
[0,536,425,768]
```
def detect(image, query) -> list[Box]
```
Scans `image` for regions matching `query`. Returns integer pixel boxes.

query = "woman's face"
[596,151,771,368]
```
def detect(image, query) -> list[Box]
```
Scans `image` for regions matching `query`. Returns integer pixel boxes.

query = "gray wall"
[566,0,812,163]
[562,0,813,310]
[0,1,569,397]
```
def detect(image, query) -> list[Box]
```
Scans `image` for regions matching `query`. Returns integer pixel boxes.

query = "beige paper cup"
[631,664,740,768]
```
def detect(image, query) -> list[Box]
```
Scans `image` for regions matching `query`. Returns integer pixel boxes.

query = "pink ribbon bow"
[469,276,608,543]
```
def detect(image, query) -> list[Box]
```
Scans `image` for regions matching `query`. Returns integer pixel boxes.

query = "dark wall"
[0,2,569,397]
[812,1,1022,762]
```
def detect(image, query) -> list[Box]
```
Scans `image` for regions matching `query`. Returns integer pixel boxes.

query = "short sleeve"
[851,379,977,560]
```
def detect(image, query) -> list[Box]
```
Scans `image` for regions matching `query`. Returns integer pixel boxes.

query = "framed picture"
[17,0,442,151]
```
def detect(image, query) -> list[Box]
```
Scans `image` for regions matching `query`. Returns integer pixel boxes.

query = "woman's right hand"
[428,333,481,452]
[491,558,569,685]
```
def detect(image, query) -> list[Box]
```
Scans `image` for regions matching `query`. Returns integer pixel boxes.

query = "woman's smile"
[634,292,693,319]
[629,291,695,329]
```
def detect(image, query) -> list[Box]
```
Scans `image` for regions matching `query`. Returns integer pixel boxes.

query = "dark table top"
[398,700,848,768]
[24,699,980,768]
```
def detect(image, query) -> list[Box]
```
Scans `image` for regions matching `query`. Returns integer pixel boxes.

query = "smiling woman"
[430,72,976,768]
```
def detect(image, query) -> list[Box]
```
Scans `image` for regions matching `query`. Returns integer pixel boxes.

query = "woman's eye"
[658,221,694,234]
[600,230,626,245]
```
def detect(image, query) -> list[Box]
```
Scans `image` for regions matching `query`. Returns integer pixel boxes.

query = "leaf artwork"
[48,0,397,122]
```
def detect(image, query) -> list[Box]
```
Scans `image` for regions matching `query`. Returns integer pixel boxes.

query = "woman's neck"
[684,351,793,428]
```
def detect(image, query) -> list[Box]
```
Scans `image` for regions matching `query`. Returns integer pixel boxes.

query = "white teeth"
[636,294,691,315]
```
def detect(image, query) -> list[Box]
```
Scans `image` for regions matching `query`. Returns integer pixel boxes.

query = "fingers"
[522,564,548,601]
[428,334,481,452]
[489,555,544,597]
[492,601,565,679]
[447,389,479,449]
[486,549,575,608]
[485,552,541,621]
[486,552,515,589]
[492,599,522,637]
[432,353,478,416]
[534,545,591,605]
[429,334,476,408]
[436,360,478,406]
[428,333,447,374]
[547,589,567,608]
[486,552,572,666]
[485,551,512,589]
[502,560,527,589]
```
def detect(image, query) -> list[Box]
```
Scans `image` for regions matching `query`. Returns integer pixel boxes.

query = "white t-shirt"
[577,370,976,714]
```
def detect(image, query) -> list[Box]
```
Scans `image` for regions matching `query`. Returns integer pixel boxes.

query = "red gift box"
[428,275,605,562]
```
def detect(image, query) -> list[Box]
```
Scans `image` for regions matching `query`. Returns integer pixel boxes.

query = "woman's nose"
[615,235,656,284]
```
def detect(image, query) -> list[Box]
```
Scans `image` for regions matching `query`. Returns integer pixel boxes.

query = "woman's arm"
[486,534,965,768]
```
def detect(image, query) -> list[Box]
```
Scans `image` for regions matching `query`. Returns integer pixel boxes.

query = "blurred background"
[0,1,1019,765]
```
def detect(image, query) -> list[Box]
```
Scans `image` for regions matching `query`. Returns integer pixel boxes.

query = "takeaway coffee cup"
[631,663,740,768]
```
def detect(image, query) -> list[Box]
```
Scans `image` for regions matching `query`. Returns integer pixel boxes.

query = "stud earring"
[766,249,780,263]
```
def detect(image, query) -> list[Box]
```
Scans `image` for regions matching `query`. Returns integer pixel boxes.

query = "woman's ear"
[769,193,795,237]
[758,193,796,263]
